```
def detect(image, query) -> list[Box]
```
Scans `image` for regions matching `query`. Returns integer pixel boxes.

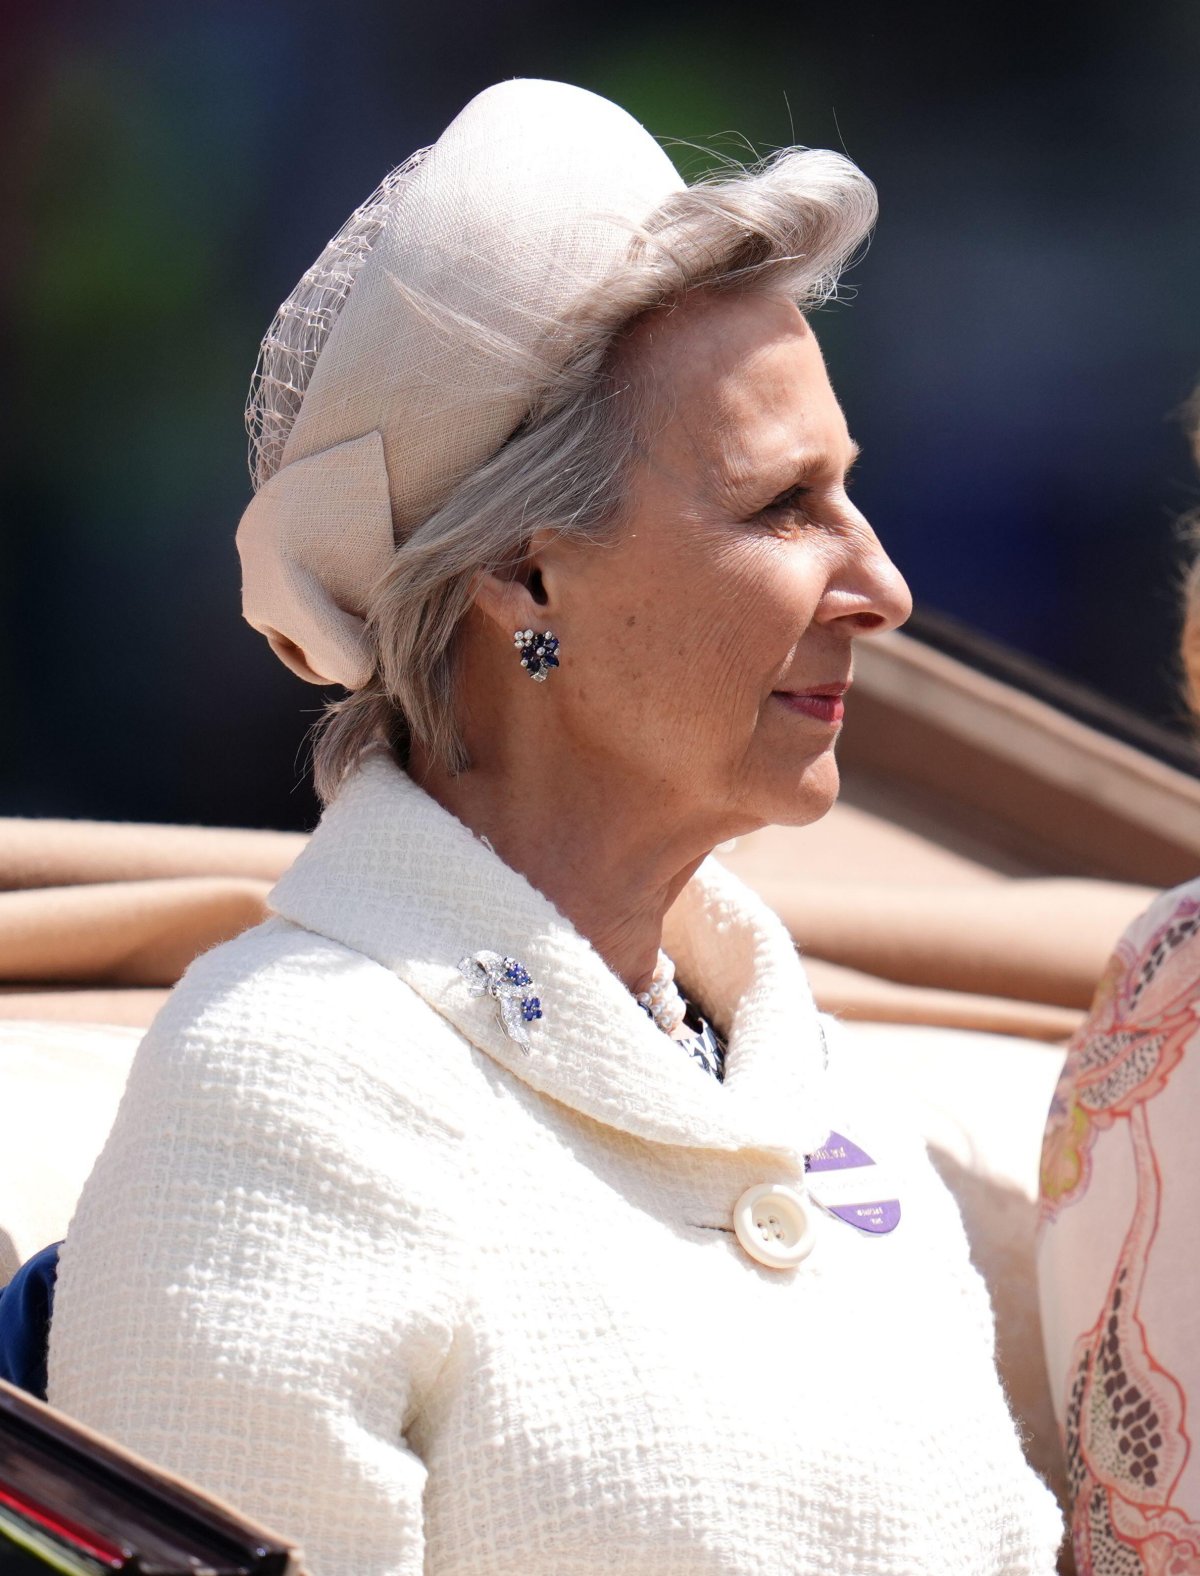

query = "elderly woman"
[46,80,1063,1574]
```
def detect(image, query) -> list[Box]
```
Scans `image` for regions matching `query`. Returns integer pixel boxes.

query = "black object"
[0,1380,300,1575]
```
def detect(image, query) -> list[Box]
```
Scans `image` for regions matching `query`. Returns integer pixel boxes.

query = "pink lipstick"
[772,682,849,725]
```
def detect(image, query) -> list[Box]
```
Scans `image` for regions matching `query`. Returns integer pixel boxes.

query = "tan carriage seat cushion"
[0,1021,142,1283]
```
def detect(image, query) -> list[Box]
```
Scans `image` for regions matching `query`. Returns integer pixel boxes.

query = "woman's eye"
[758,486,815,527]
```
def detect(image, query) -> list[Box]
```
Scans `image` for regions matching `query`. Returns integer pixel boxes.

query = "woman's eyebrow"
[758,440,862,507]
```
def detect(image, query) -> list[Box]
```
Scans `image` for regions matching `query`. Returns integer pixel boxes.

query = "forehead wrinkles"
[682,337,814,506]
[617,291,820,501]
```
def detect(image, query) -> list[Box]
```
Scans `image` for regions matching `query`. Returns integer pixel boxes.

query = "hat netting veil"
[244,148,432,494]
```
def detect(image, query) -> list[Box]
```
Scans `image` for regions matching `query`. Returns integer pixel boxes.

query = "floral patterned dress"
[1039,877,1200,1574]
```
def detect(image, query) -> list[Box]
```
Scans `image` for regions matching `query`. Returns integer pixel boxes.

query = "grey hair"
[246,144,879,803]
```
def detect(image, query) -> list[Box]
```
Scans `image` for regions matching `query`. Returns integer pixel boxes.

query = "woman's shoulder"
[1096,874,1200,1023]
[159,912,422,1022]
[133,915,470,1125]
[1119,874,1200,947]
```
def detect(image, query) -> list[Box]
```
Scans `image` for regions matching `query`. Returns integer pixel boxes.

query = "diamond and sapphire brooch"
[458,950,543,1051]
[513,628,560,682]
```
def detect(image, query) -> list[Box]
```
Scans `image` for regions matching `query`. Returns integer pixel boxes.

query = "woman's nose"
[818,512,913,636]
[860,541,913,635]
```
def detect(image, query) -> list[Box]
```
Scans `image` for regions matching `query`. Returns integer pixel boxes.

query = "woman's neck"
[409,748,722,995]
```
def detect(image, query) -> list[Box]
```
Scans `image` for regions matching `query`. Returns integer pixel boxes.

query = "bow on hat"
[235,79,685,690]
[237,431,394,688]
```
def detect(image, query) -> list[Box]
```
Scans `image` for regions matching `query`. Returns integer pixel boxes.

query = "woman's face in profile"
[544,289,912,838]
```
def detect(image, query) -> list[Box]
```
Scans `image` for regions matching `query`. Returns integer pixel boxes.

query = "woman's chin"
[754,750,842,829]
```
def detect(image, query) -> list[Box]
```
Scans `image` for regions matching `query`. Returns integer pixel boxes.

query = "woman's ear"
[471,529,561,634]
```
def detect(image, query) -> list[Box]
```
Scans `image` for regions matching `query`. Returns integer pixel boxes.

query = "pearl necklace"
[636,951,726,1082]
[634,951,688,1036]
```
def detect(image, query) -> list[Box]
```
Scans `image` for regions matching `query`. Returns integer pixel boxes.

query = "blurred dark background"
[4,0,1199,830]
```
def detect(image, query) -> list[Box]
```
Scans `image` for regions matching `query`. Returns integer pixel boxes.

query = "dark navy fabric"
[0,1242,60,1400]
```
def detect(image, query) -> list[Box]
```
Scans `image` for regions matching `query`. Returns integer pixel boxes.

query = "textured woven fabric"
[48,747,1063,1574]
[235,80,683,687]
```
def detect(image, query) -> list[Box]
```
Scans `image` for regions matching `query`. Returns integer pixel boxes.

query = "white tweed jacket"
[48,748,1063,1575]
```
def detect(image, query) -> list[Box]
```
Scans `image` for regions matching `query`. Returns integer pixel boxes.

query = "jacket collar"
[267,747,830,1159]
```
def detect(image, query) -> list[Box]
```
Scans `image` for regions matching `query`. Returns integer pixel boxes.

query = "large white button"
[733,1183,816,1269]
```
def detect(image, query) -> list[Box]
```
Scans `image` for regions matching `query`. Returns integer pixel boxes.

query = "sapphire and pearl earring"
[513,629,559,682]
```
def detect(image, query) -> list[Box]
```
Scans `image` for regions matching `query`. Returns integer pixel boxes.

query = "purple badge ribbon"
[805,1130,902,1235]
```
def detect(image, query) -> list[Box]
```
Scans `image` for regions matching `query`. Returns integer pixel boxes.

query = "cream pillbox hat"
[235,79,685,690]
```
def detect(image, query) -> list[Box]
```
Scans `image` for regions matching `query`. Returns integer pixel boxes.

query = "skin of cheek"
[706,530,847,827]
[552,509,843,830]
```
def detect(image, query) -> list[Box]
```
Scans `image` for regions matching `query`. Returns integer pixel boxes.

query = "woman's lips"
[772,684,849,725]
